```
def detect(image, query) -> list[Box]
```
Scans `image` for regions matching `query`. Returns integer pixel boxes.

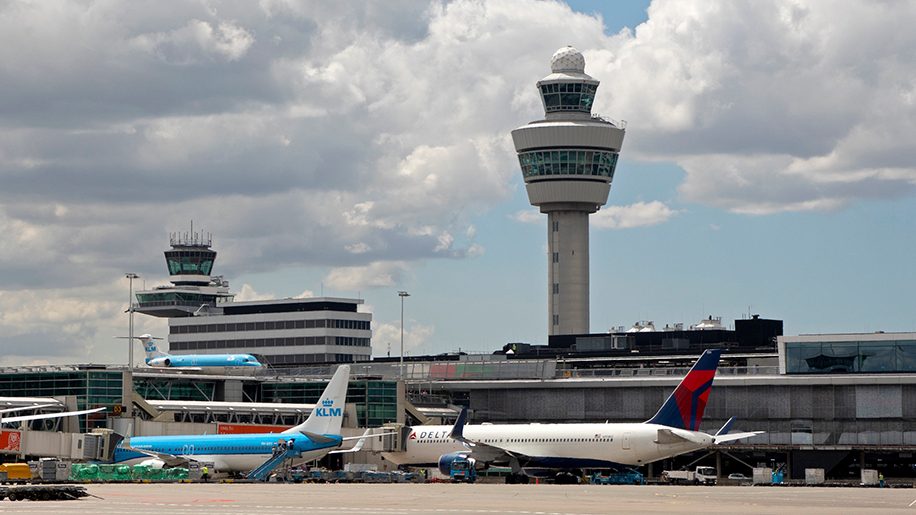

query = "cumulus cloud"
[0,281,167,366]
[511,210,542,224]
[591,0,916,213]
[371,321,435,357]
[515,202,676,229]
[2,0,915,362]
[592,201,677,229]
[324,262,409,292]
[130,20,255,64]
[234,284,276,302]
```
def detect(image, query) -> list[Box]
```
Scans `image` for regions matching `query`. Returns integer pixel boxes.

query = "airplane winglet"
[449,407,469,443]
[716,416,737,436]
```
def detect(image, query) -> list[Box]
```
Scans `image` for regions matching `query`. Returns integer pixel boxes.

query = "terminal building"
[135,231,371,366]
[0,333,913,479]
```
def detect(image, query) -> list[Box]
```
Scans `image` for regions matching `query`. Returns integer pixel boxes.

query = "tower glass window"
[518,150,618,179]
[540,82,597,113]
[165,249,216,276]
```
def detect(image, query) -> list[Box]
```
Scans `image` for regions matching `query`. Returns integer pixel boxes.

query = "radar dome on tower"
[550,46,586,73]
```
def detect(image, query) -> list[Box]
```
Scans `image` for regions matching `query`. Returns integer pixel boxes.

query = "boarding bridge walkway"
[246,447,300,481]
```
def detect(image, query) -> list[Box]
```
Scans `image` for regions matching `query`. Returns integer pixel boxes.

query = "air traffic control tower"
[134,229,234,318]
[512,47,626,335]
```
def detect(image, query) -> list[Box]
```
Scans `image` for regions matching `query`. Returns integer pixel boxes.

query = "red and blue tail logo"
[646,349,721,431]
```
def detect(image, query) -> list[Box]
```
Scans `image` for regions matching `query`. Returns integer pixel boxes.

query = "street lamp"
[398,291,410,380]
[122,273,140,420]
[125,273,139,370]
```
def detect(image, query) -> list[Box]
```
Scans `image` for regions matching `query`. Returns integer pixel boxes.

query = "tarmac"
[0,483,914,514]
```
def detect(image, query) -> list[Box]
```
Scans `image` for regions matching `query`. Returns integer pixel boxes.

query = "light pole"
[125,273,139,371]
[398,291,410,380]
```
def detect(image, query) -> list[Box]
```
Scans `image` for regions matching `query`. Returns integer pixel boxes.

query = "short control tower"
[134,227,234,318]
[512,47,626,335]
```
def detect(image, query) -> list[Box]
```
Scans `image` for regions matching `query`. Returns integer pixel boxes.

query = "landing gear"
[505,473,530,484]
[553,471,579,485]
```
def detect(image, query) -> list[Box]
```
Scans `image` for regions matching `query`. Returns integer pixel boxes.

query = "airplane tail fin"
[116,334,167,363]
[283,365,350,436]
[124,334,167,361]
[645,349,721,431]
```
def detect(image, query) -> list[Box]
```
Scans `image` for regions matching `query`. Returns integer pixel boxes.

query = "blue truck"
[448,456,478,483]
[590,470,645,485]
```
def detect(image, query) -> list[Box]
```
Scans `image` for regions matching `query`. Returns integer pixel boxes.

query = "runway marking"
[82,502,598,515]
[908,498,916,507]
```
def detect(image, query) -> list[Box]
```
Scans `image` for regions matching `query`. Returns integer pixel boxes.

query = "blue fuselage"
[114,432,341,471]
[146,354,262,368]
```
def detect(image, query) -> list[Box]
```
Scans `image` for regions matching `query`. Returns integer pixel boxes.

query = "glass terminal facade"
[518,149,618,179]
[0,370,121,431]
[785,338,916,374]
[261,380,398,428]
[0,370,399,429]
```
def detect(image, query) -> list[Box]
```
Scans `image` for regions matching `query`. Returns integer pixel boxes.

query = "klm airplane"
[113,365,360,474]
[123,334,262,369]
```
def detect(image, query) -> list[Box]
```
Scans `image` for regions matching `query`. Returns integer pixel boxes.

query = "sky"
[1,0,915,365]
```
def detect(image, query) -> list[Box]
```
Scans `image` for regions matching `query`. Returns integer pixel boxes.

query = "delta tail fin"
[645,349,721,431]
[283,364,350,436]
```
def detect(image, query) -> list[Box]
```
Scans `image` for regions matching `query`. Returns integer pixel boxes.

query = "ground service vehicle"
[662,466,717,485]
[590,470,645,485]
[448,456,477,483]
[0,463,32,483]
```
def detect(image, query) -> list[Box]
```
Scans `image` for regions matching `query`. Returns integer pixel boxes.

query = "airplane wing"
[714,431,765,444]
[447,408,527,465]
[713,417,764,444]
[0,404,58,414]
[330,429,399,454]
[655,428,707,445]
[119,444,190,468]
[0,407,106,424]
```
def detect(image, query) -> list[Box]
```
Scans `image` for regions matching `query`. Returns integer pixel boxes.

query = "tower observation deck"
[511,47,626,335]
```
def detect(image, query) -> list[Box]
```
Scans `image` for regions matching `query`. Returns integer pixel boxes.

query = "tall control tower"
[512,46,626,335]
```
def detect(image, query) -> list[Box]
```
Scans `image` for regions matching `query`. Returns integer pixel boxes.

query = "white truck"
[661,466,717,485]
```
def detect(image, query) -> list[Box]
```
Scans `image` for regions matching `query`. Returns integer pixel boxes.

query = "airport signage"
[0,430,20,452]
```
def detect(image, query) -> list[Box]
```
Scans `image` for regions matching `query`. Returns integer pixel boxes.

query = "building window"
[552,252,559,263]
[553,315,559,326]
[552,283,559,294]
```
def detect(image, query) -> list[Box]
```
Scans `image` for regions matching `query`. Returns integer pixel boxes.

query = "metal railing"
[253,361,779,382]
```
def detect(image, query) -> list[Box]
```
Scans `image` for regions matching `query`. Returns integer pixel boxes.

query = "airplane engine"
[162,358,171,367]
[437,451,475,476]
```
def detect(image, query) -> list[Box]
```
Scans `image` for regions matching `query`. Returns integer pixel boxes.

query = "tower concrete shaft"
[512,46,626,336]
[548,210,590,334]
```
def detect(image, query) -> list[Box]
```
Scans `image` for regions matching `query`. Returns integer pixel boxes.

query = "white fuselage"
[117,448,330,472]
[386,422,713,468]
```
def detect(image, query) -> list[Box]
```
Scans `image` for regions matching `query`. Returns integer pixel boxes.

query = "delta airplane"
[113,364,365,474]
[121,334,262,369]
[383,349,763,483]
